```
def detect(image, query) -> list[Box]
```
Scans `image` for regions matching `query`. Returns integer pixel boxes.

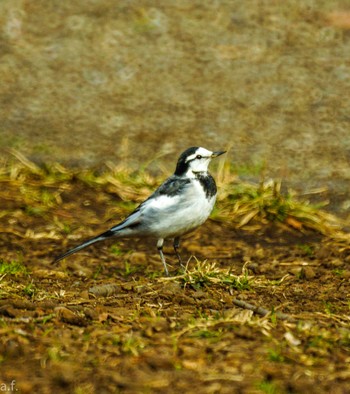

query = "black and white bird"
[54,147,225,275]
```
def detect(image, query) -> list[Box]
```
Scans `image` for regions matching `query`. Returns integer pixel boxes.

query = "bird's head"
[174,147,226,177]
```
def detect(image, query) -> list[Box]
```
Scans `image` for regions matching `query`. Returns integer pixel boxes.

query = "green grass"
[22,281,36,297]
[92,264,104,280]
[120,335,145,356]
[267,348,285,363]
[324,301,335,315]
[178,259,253,291]
[120,261,139,277]
[257,380,281,394]
[0,259,27,275]
[110,244,124,256]
[297,244,315,256]
[332,269,344,277]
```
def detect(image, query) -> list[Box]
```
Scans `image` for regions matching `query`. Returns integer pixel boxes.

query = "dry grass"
[217,178,341,235]
[0,152,345,239]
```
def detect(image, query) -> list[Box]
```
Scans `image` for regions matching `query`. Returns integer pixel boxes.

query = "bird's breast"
[144,178,217,238]
[156,179,216,238]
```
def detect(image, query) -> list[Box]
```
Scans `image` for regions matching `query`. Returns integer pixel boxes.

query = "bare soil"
[1,179,349,394]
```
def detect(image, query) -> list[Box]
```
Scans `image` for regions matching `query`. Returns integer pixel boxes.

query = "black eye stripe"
[186,154,208,163]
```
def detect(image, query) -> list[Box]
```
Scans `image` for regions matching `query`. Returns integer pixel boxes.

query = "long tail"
[53,229,116,263]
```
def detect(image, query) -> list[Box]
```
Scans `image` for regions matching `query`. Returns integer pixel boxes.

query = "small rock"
[33,269,68,279]
[89,283,119,297]
[144,326,154,338]
[284,331,301,346]
[342,271,350,279]
[255,248,265,259]
[52,363,77,386]
[329,259,344,268]
[246,262,259,273]
[55,306,87,326]
[162,282,182,295]
[71,262,93,277]
[0,305,19,318]
[143,351,174,369]
[2,339,23,357]
[192,290,206,299]
[128,252,147,264]
[288,267,302,276]
[39,300,59,310]
[80,290,90,299]
[302,266,316,280]
[11,300,35,310]
[83,307,98,320]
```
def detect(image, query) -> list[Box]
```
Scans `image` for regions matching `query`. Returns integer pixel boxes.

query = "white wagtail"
[54,147,225,275]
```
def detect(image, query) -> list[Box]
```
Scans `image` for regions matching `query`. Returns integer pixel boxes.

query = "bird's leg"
[157,238,169,276]
[173,237,185,270]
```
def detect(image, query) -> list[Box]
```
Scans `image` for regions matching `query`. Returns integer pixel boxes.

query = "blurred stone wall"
[0,0,349,210]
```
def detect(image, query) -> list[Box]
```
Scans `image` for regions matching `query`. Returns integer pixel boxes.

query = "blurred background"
[0,0,349,216]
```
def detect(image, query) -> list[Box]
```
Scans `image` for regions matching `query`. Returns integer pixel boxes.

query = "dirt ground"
[1,2,350,392]
[1,177,349,394]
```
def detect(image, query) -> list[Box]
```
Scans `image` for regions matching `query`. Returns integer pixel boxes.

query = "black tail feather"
[53,229,116,264]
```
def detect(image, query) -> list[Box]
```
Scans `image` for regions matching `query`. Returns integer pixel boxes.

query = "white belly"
[140,179,216,239]
[162,194,216,238]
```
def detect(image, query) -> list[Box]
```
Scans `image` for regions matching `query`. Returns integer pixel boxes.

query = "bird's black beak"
[211,150,226,158]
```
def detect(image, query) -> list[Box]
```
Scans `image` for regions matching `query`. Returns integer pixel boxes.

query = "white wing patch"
[146,194,180,210]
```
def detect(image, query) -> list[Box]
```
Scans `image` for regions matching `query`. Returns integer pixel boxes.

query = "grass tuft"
[0,152,346,241]
[176,259,253,291]
[257,380,281,394]
[0,259,27,275]
[217,177,341,235]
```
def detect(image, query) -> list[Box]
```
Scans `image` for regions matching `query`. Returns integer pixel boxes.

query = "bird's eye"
[196,155,202,159]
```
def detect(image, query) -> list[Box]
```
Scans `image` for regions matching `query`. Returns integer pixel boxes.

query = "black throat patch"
[195,173,217,199]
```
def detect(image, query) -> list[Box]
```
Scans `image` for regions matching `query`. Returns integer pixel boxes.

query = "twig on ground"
[233,298,296,322]
[0,314,56,324]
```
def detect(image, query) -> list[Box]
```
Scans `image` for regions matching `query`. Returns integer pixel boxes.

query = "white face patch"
[185,147,213,163]
[186,147,213,174]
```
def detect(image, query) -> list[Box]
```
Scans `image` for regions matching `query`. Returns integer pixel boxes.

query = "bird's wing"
[148,175,191,199]
[138,176,193,216]
[103,176,192,237]
[108,176,191,231]
[107,206,142,232]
